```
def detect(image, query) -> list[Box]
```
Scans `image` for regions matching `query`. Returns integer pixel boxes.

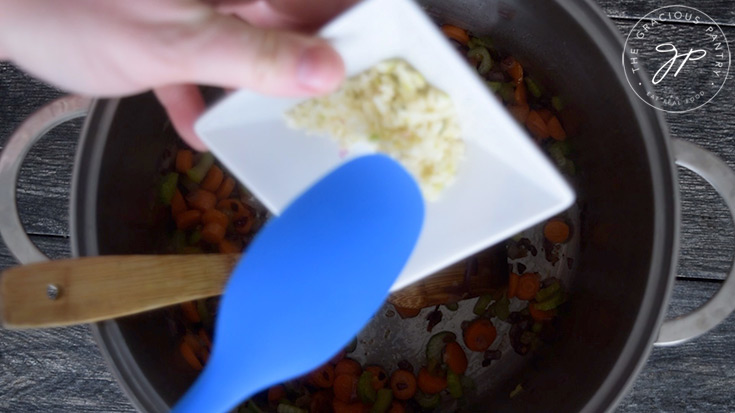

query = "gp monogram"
[623,5,730,113]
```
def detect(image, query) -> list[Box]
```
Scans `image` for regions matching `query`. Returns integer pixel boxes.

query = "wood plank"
[0,234,70,264]
[594,1,735,26]
[0,63,77,237]
[0,325,133,412]
[618,279,735,412]
[0,234,133,412]
[0,64,63,140]
[677,168,735,282]
[15,120,79,237]
[0,327,132,412]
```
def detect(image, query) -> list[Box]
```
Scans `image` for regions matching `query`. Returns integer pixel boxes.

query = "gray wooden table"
[1,2,735,412]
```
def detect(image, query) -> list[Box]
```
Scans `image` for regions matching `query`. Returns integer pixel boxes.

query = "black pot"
[2,0,735,411]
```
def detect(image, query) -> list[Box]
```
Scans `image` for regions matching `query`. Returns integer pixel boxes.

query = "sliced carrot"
[215,177,236,200]
[394,306,421,319]
[267,384,286,403]
[537,108,554,122]
[202,209,229,228]
[186,189,217,212]
[463,318,497,352]
[440,24,470,45]
[218,239,241,254]
[390,369,417,400]
[525,110,550,140]
[529,302,556,322]
[544,219,570,243]
[389,401,406,413]
[547,116,567,141]
[514,81,527,105]
[417,367,447,395]
[333,400,367,413]
[501,57,523,84]
[365,365,388,390]
[171,189,187,219]
[175,209,201,230]
[508,104,530,124]
[335,358,362,377]
[311,363,336,388]
[179,340,203,371]
[175,149,193,174]
[180,301,200,323]
[508,273,520,299]
[443,341,468,375]
[216,199,249,220]
[201,222,226,244]
[311,390,334,413]
[200,165,224,193]
[334,374,359,403]
[509,64,524,84]
[516,273,541,301]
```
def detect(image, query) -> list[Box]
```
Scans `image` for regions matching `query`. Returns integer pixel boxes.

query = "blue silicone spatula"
[172,154,424,413]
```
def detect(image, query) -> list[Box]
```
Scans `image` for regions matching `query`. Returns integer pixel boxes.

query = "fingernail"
[297,45,343,92]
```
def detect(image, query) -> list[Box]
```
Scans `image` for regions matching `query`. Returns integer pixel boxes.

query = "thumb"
[165,13,345,96]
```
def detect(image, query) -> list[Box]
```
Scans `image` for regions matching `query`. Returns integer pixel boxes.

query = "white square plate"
[196,0,575,292]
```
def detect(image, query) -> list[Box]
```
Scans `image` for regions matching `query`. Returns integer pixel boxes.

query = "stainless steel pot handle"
[656,138,735,346]
[0,95,92,264]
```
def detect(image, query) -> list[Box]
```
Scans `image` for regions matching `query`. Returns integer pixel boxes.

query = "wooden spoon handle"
[388,245,508,310]
[0,247,506,329]
[0,254,240,329]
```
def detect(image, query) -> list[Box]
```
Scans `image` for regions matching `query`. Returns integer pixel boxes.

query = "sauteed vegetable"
[162,23,576,412]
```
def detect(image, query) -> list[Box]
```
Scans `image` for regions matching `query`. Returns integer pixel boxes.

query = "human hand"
[0,0,357,150]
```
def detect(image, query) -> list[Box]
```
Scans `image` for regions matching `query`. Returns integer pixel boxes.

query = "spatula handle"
[0,254,240,329]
